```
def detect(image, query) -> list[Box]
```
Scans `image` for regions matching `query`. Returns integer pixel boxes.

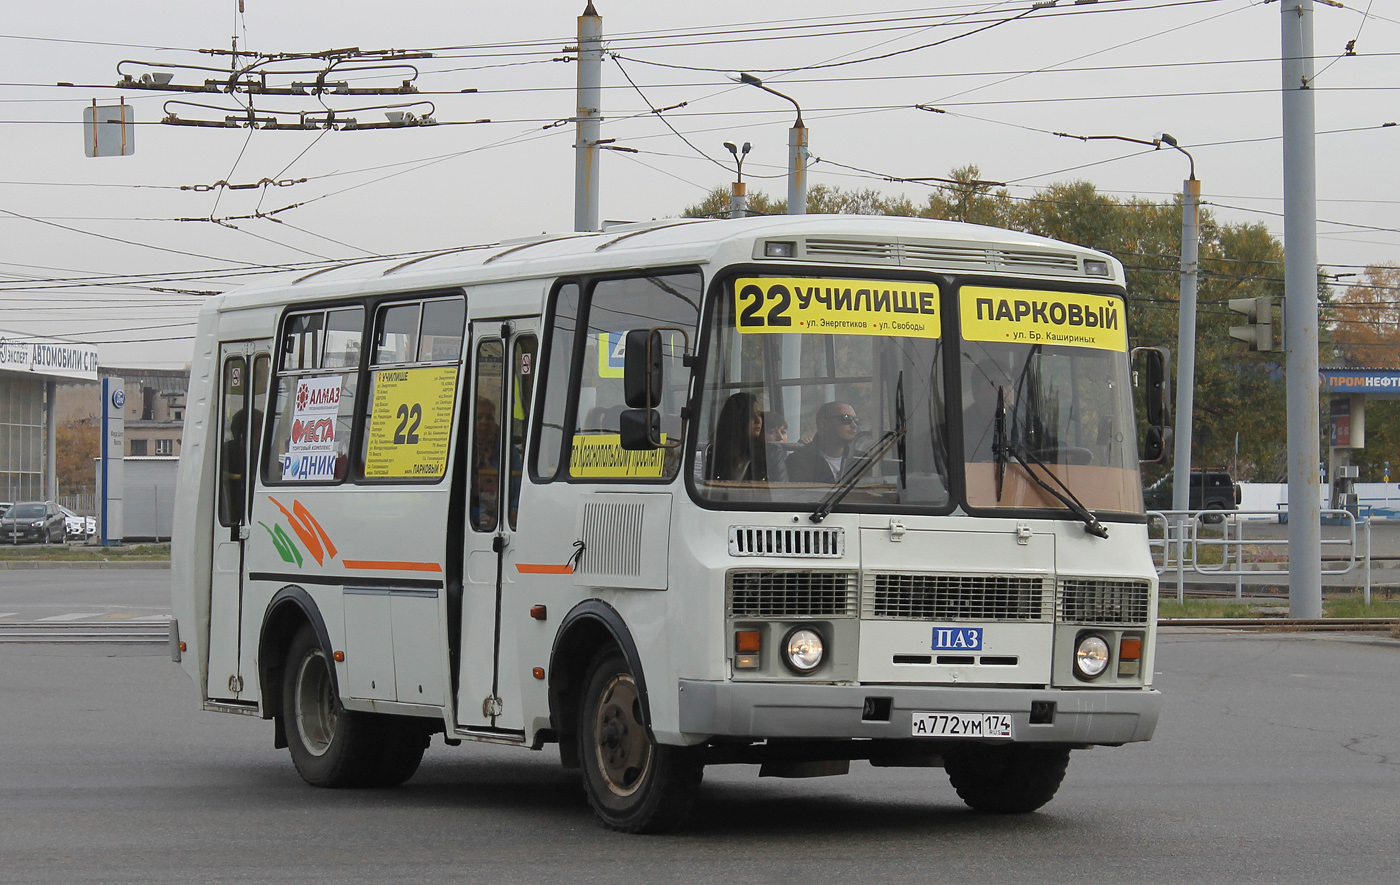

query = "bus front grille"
[863,573,1049,621]
[1058,578,1152,625]
[728,525,844,557]
[726,570,859,618]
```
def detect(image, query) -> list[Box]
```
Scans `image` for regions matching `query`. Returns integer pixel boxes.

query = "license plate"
[911,711,1013,739]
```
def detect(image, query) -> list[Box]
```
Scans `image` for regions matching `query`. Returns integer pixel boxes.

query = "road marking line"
[37,613,103,621]
[127,616,173,622]
[0,613,18,619]
[104,613,137,620]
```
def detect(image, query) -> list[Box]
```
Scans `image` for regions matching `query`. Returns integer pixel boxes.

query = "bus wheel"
[577,651,702,833]
[944,744,1070,814]
[282,625,381,788]
[371,718,430,787]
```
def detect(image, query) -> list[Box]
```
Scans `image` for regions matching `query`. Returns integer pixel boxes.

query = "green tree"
[678,172,1329,480]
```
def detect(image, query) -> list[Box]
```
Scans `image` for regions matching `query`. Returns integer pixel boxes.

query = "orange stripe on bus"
[516,563,575,575]
[341,560,443,573]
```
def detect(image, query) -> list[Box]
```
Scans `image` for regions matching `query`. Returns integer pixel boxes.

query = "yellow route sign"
[960,286,1127,352]
[571,433,667,478]
[733,277,940,338]
[364,366,459,479]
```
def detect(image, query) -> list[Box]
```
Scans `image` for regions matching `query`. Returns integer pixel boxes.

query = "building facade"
[0,336,100,502]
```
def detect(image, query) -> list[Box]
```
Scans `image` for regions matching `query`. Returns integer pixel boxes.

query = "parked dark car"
[1143,469,1242,521]
[1,501,68,544]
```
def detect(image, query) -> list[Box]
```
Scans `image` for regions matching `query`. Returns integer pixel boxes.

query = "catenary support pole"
[787,123,808,215]
[1282,0,1322,618]
[573,3,602,233]
[1171,177,1200,515]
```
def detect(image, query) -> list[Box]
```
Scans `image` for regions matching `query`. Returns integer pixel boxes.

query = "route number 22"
[394,403,422,445]
[737,283,793,328]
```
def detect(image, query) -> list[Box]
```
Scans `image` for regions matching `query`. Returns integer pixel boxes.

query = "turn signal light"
[1118,634,1143,677]
[735,630,762,654]
[333,651,345,662]
[532,667,545,680]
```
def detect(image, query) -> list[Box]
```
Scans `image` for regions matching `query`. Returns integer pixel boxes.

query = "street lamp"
[723,141,752,219]
[1154,132,1201,518]
[1053,129,1200,516]
[737,73,807,215]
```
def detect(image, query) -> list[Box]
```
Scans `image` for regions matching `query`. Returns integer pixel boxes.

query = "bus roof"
[210,214,1123,311]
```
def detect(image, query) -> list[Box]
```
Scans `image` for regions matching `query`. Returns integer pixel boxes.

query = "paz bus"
[171,214,1162,832]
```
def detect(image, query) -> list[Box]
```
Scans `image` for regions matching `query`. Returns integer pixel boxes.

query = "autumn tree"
[1327,265,1400,479]
[56,417,99,496]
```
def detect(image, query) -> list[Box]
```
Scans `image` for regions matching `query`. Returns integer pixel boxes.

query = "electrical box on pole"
[1227,296,1278,351]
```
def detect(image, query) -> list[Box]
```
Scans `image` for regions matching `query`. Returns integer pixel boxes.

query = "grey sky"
[2,0,1395,367]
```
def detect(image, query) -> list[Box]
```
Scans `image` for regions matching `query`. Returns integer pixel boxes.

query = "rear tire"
[577,650,702,833]
[944,744,1071,814]
[281,625,382,787]
[370,718,430,787]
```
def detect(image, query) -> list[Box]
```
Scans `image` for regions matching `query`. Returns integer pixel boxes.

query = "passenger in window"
[761,410,789,483]
[708,393,770,482]
[785,401,859,484]
[763,411,787,444]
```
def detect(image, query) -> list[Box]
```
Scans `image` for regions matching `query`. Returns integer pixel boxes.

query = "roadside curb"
[0,560,170,570]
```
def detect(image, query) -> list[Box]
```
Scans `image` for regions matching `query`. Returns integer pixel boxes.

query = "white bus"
[172,214,1162,832]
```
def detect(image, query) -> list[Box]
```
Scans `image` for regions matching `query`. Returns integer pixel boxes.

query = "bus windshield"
[694,274,951,510]
[693,275,1143,518]
[960,288,1142,516]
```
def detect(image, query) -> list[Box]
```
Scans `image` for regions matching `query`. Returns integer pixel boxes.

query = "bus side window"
[532,282,579,481]
[358,295,465,483]
[263,307,364,485]
[564,272,700,481]
[218,356,248,527]
[470,340,505,532]
[508,335,537,529]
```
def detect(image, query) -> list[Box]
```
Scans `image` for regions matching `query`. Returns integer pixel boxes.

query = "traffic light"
[1228,296,1278,351]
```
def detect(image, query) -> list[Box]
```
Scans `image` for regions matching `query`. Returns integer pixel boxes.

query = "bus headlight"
[783,627,825,674]
[1074,634,1110,680]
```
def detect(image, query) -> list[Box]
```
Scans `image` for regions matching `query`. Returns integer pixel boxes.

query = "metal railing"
[1147,509,1372,604]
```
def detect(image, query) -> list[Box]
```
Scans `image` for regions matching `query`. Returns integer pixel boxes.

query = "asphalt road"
[1,630,1397,884]
[0,568,171,621]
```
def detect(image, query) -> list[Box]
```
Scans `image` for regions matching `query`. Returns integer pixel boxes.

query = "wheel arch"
[548,599,652,766]
[258,586,336,745]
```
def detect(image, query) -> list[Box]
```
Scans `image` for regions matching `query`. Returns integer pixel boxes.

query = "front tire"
[577,650,702,833]
[281,625,383,788]
[944,744,1071,814]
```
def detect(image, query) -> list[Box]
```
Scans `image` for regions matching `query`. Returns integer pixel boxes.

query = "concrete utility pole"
[1282,0,1322,618]
[738,74,807,214]
[1169,143,1200,515]
[573,3,603,233]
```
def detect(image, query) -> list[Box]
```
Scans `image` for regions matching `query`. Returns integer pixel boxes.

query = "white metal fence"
[1148,509,1373,605]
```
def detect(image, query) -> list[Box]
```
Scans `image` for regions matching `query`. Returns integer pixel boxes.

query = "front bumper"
[2,527,47,543]
[678,679,1160,746]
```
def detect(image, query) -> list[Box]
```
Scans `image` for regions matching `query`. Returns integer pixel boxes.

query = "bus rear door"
[207,341,271,701]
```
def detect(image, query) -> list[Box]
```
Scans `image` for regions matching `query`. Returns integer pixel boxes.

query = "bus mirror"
[1142,425,1171,463]
[1132,346,1171,464]
[619,408,660,450]
[624,329,663,409]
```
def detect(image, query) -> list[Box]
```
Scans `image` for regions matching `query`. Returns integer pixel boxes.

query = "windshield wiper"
[810,401,909,524]
[992,386,1008,502]
[1006,440,1109,539]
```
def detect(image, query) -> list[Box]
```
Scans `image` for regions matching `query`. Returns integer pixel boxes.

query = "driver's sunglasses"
[831,414,859,426]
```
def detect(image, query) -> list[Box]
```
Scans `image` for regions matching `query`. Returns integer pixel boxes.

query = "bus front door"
[458,321,538,734]
[206,342,270,702]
